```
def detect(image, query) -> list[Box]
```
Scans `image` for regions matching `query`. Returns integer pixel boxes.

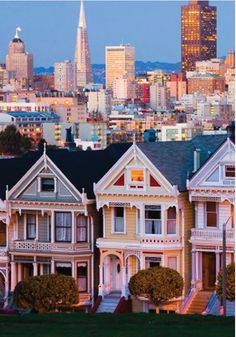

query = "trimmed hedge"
[128,266,183,306]
[216,263,235,301]
[13,274,79,313]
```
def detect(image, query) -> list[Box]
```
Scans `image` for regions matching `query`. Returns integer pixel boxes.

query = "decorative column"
[39,264,44,276]
[140,206,145,237]
[51,211,55,243]
[51,259,55,274]
[10,262,17,291]
[216,252,220,280]
[17,264,22,282]
[121,266,126,298]
[33,258,38,276]
[5,264,9,298]
[72,212,76,244]
[72,260,76,281]
[191,251,196,288]
[98,264,104,297]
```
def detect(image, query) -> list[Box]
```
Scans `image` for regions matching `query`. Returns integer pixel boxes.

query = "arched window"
[167,207,176,235]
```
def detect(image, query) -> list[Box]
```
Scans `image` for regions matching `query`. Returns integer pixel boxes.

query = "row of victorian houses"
[0,133,234,314]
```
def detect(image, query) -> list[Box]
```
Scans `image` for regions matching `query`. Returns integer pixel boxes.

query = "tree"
[128,267,183,306]
[0,125,32,155]
[13,274,79,313]
[216,263,235,301]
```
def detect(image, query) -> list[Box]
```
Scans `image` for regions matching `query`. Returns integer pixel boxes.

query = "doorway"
[202,252,216,290]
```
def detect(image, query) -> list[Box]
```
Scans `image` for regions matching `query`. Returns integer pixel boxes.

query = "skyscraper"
[106,45,135,98]
[6,27,33,86]
[181,0,217,72]
[54,60,76,92]
[74,0,93,88]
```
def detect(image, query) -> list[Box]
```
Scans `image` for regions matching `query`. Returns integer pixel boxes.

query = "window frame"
[41,177,55,192]
[144,205,162,235]
[76,215,88,243]
[224,165,235,179]
[205,202,218,228]
[167,206,177,235]
[77,262,88,293]
[112,207,126,234]
[126,166,146,191]
[26,214,36,240]
[55,212,72,242]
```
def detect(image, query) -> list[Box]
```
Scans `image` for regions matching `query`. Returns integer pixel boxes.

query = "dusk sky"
[0,1,234,67]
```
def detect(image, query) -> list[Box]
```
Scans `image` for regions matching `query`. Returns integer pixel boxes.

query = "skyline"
[0,1,234,67]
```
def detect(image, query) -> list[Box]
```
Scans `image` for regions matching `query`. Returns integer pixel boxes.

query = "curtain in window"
[27,214,36,239]
[145,220,153,234]
[153,220,162,234]
[55,213,72,242]
[76,215,87,242]
[167,207,177,234]
[77,263,88,292]
[114,217,124,232]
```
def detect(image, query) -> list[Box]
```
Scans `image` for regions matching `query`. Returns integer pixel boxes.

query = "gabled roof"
[0,135,227,200]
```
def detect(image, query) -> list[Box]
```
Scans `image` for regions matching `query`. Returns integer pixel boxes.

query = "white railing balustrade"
[191,228,235,242]
[10,240,90,252]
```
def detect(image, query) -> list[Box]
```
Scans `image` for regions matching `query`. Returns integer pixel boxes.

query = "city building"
[112,78,135,100]
[74,0,93,87]
[187,72,225,95]
[54,60,76,92]
[150,84,169,111]
[106,45,135,98]
[0,101,50,113]
[167,72,187,101]
[159,122,203,141]
[77,122,107,149]
[195,58,225,75]
[6,28,33,87]
[181,0,217,72]
[87,89,112,119]
[224,50,235,69]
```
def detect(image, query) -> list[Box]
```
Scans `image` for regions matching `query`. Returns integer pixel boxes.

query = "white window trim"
[126,166,146,192]
[166,206,178,236]
[144,204,163,236]
[136,208,141,236]
[144,254,163,269]
[112,207,126,234]
[39,176,56,194]
[224,164,235,180]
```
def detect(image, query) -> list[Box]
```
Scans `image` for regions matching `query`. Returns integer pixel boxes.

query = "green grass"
[0,313,234,337]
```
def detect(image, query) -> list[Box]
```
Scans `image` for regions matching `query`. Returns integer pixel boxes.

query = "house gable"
[94,143,177,200]
[8,154,82,203]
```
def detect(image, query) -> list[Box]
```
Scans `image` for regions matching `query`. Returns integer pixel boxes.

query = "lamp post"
[221,216,231,316]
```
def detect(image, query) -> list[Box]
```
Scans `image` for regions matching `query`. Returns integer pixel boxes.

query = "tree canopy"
[128,266,183,306]
[216,263,235,301]
[0,125,32,155]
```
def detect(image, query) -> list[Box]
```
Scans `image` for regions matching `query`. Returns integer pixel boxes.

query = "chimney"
[193,149,201,173]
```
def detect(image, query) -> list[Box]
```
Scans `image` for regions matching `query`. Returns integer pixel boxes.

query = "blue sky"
[0,1,234,67]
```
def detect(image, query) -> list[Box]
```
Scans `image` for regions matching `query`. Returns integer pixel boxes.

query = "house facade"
[188,137,235,291]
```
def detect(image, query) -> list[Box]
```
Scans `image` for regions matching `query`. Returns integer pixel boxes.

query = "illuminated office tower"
[74,0,93,87]
[181,0,217,72]
[106,45,135,98]
[6,27,33,86]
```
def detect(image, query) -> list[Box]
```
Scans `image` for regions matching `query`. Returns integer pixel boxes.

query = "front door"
[202,252,216,290]
[110,256,121,291]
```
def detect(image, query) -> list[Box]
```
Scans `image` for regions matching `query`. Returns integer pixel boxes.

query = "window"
[145,205,162,234]
[206,202,217,227]
[225,165,235,178]
[55,262,72,276]
[0,221,6,246]
[167,207,177,235]
[26,214,36,240]
[128,169,145,189]
[77,262,88,292]
[145,257,161,269]
[76,215,87,242]
[55,212,72,242]
[114,207,125,233]
[167,257,177,271]
[41,178,55,192]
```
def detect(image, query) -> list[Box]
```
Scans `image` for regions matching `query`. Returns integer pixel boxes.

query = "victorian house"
[183,136,235,314]
[94,135,228,313]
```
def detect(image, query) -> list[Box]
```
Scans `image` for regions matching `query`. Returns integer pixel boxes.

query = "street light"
[221,216,232,317]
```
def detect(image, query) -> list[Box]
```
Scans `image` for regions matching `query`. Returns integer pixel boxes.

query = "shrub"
[13,274,79,313]
[129,266,183,306]
[216,263,235,301]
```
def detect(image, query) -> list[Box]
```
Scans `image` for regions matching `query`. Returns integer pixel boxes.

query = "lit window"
[131,170,144,182]
[225,166,235,178]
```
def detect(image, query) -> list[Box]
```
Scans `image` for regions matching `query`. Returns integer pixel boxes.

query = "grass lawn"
[0,313,234,337]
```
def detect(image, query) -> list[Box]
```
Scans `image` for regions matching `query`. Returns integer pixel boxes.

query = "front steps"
[96,292,121,313]
[186,291,213,314]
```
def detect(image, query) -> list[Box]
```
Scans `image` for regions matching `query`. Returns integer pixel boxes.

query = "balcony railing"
[191,228,235,242]
[10,240,91,253]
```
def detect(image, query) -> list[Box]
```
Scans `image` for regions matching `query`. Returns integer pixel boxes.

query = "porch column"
[51,260,55,274]
[33,259,38,276]
[98,264,104,297]
[216,252,220,280]
[17,263,22,282]
[121,266,126,298]
[140,206,145,237]
[10,262,17,291]
[72,260,76,280]
[5,264,9,298]
[72,212,76,244]
[39,264,44,276]
[191,251,196,288]
[51,211,55,243]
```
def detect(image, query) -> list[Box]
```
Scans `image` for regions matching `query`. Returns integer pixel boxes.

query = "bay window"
[55,212,72,242]
[27,214,36,240]
[167,207,177,235]
[145,205,162,234]
[76,215,87,242]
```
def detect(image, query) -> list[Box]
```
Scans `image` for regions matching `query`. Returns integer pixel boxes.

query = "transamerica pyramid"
[74,0,93,87]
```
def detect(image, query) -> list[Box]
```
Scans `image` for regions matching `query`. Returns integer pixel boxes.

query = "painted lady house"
[183,136,235,314]
[94,135,228,313]
[0,148,107,308]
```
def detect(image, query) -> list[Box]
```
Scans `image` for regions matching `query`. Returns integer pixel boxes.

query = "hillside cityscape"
[0,0,234,333]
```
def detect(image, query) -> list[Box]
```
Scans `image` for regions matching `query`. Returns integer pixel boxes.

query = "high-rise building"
[54,60,76,92]
[181,0,217,72]
[6,27,33,86]
[74,0,93,88]
[224,50,235,69]
[106,45,135,98]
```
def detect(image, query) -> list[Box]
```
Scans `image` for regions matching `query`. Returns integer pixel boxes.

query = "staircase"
[96,292,121,313]
[186,291,213,314]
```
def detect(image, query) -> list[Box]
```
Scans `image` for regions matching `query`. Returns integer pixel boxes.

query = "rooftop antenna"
[15,27,21,39]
